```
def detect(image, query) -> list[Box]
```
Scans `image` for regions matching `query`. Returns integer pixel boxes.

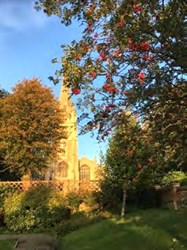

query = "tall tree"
[35,1,186,115]
[105,115,160,216]
[0,79,65,177]
[35,0,186,167]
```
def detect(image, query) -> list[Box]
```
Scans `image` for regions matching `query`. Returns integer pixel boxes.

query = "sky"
[0,0,107,161]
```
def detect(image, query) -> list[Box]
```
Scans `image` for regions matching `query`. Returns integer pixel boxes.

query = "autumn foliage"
[0,79,65,176]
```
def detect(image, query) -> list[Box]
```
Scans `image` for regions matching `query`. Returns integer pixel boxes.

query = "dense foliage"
[104,115,162,215]
[0,79,65,177]
[161,171,187,186]
[34,0,186,122]
[105,116,160,189]
[3,186,70,231]
[35,0,186,169]
[0,186,102,233]
[0,89,14,180]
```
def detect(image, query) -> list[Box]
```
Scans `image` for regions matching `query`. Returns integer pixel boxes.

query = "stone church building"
[46,82,98,181]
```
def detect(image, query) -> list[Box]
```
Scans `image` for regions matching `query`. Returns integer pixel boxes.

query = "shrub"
[66,192,83,211]
[95,179,123,214]
[4,192,31,231]
[0,185,19,207]
[161,171,187,186]
[77,191,100,213]
[3,186,70,232]
[65,191,100,213]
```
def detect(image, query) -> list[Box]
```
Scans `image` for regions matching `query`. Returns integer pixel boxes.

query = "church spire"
[59,76,71,107]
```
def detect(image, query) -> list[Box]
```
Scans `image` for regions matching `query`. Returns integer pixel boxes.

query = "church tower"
[45,78,99,182]
[54,79,79,180]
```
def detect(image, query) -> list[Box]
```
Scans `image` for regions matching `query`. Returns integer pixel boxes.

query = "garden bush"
[78,192,100,213]
[0,184,19,207]
[66,191,100,213]
[161,171,187,186]
[95,180,123,214]
[66,192,83,211]
[3,186,70,232]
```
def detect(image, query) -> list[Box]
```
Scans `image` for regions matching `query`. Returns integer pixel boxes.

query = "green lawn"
[0,239,15,250]
[60,209,187,250]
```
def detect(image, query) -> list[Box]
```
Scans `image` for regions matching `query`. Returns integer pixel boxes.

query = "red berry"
[133,5,142,12]
[117,20,125,27]
[138,72,145,83]
[128,43,137,51]
[100,53,107,61]
[90,72,97,78]
[105,105,110,111]
[75,55,81,61]
[72,88,81,95]
[140,41,150,51]
[94,32,98,38]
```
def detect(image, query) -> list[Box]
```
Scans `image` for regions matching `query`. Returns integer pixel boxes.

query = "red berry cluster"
[138,72,145,83]
[128,40,150,52]
[133,5,142,12]
[103,83,118,93]
[72,88,81,95]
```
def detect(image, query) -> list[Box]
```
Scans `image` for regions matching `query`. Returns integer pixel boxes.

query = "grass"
[0,239,16,250]
[60,209,187,250]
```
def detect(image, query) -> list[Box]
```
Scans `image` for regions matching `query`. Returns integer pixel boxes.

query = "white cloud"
[0,0,49,33]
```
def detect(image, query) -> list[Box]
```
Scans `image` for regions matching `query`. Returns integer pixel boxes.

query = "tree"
[35,1,185,115]
[0,88,16,180]
[104,115,160,216]
[0,79,65,177]
[147,83,186,170]
[35,0,186,167]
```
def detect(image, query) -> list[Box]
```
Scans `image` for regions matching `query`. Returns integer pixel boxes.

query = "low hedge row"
[0,185,101,233]
[1,186,71,231]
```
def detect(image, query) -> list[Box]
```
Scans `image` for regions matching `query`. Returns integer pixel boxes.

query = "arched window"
[56,161,68,178]
[80,165,90,180]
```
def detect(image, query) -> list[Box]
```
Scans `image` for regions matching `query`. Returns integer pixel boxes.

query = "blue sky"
[0,0,107,161]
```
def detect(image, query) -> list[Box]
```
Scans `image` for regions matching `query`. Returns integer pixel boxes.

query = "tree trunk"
[121,186,127,218]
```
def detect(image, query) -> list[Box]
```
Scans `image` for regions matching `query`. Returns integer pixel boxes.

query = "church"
[45,82,98,181]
